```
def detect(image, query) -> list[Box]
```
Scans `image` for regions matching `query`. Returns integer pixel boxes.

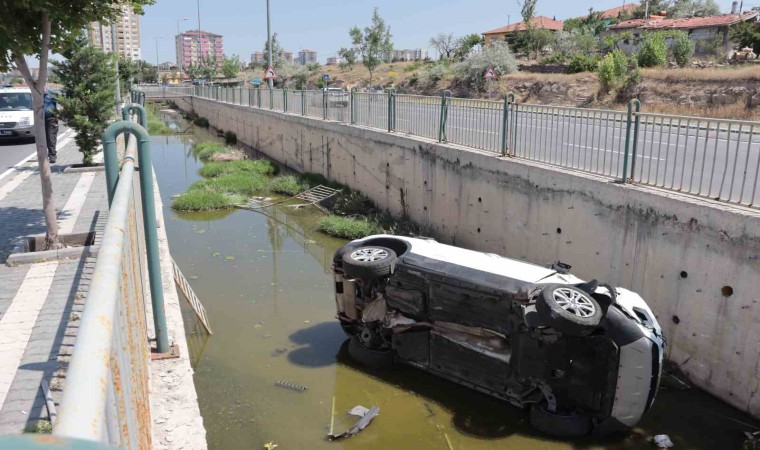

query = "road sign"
[251,78,262,86]
[322,73,330,81]
[484,68,496,79]
[263,66,278,80]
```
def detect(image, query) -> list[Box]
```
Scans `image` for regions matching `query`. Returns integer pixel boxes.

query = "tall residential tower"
[176,30,224,69]
[88,5,142,60]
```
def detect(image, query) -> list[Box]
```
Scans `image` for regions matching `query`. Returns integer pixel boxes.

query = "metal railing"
[54,112,169,448]
[139,85,760,208]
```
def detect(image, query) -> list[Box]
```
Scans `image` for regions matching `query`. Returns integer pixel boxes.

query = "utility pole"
[111,23,121,113]
[507,14,511,27]
[197,0,203,78]
[266,0,274,89]
[645,0,650,19]
[156,36,163,84]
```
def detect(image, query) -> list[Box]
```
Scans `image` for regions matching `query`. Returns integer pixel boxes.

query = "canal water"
[151,110,759,450]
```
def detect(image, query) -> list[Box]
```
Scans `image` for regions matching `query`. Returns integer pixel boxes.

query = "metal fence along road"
[141,85,760,209]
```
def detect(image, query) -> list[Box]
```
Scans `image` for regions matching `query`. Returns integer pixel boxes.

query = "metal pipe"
[102,120,170,354]
[54,139,136,442]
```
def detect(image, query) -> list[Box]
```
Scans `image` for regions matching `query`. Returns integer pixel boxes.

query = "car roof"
[0,87,32,93]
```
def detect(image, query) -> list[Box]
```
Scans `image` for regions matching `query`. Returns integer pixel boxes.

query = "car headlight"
[17,117,31,127]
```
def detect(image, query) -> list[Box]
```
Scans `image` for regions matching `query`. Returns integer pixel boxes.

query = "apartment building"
[176,30,224,69]
[383,49,429,61]
[251,51,265,66]
[297,49,318,65]
[88,5,141,60]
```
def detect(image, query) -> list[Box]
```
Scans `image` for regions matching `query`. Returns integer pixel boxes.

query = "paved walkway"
[0,133,108,433]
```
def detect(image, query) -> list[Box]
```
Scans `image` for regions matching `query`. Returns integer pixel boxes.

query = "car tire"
[340,321,357,337]
[536,284,602,336]
[347,335,394,369]
[528,403,592,437]
[341,246,397,281]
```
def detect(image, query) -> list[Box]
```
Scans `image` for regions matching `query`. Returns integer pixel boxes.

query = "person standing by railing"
[43,87,59,164]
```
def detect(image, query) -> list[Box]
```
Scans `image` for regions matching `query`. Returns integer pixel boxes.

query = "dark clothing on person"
[43,91,58,163]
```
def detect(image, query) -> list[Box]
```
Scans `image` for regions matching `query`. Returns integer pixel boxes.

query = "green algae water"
[151,110,760,450]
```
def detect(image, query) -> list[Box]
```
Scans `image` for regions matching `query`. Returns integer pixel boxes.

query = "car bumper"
[0,126,34,139]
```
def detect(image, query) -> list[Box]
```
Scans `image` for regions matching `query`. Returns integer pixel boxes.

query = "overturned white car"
[332,235,665,437]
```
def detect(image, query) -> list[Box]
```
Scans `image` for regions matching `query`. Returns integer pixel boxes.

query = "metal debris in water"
[328,406,380,441]
[275,380,307,392]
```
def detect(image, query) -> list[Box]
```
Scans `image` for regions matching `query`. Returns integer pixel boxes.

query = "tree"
[199,55,218,82]
[632,0,669,18]
[671,31,694,67]
[134,60,158,83]
[453,34,484,61]
[222,54,241,79]
[555,29,599,57]
[453,41,518,90]
[0,0,153,249]
[338,47,357,69]
[516,28,556,59]
[348,7,393,87]
[729,21,760,53]
[518,0,538,28]
[185,63,202,83]
[598,49,638,92]
[429,33,457,59]
[668,0,720,18]
[118,55,138,93]
[54,39,115,166]
[637,32,668,67]
[262,32,284,69]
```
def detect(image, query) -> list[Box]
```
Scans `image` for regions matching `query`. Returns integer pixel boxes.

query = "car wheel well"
[360,238,409,259]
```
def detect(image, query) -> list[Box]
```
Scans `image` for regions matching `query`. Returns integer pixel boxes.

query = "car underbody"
[332,235,664,437]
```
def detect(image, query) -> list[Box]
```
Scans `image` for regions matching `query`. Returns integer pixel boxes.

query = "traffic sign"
[322,73,330,81]
[251,78,262,86]
[484,68,496,79]
[263,66,278,80]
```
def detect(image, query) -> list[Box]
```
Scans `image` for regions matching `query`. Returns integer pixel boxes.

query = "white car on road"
[0,87,35,141]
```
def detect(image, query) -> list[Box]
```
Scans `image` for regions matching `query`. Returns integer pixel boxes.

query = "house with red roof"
[482,16,564,46]
[606,11,759,55]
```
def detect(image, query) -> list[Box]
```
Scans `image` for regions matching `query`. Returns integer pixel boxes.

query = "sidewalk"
[0,132,108,433]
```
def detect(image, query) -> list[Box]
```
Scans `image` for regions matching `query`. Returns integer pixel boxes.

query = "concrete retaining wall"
[172,96,760,419]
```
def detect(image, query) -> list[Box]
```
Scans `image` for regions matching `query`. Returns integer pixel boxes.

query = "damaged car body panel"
[332,235,665,437]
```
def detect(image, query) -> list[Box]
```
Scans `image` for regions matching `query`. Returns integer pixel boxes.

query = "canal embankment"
[169,95,760,421]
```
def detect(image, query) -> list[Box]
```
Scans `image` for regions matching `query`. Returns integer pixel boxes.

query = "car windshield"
[0,92,32,111]
[327,88,344,93]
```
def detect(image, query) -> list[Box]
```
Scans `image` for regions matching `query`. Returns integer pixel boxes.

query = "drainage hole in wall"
[478,197,482,203]
[556,228,562,234]
[672,315,681,324]
[477,228,481,233]
[680,271,688,279]
[721,286,734,297]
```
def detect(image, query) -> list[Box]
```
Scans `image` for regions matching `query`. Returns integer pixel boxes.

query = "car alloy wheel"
[552,287,597,318]
[350,247,389,263]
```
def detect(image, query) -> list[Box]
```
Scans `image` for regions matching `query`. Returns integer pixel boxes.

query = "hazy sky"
[140,0,755,65]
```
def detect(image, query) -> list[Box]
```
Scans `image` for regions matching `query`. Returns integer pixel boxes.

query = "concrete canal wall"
[172,96,760,419]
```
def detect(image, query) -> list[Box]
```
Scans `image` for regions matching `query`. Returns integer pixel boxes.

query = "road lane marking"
[0,131,74,202]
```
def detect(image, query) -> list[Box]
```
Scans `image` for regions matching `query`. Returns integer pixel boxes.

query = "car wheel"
[528,403,592,437]
[341,246,397,281]
[536,284,602,336]
[347,335,394,369]
[340,321,357,337]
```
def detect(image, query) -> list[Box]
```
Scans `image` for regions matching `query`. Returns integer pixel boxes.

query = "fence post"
[438,90,451,143]
[350,88,356,125]
[301,88,306,116]
[387,89,396,132]
[102,120,170,354]
[622,99,641,183]
[269,88,274,110]
[257,87,262,108]
[283,89,288,113]
[323,88,327,120]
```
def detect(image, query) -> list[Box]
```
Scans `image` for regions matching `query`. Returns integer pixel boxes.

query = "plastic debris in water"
[653,435,674,448]
[328,406,380,440]
[275,380,307,392]
[263,442,278,450]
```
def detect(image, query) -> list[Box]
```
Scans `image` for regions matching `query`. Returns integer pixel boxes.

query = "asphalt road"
[0,124,69,177]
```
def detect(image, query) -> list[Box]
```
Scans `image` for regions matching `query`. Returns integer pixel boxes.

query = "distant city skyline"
[140,0,755,67]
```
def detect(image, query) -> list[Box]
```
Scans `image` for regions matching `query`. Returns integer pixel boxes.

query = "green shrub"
[224,131,237,145]
[147,112,174,135]
[269,175,309,196]
[198,159,277,178]
[192,142,227,161]
[202,172,268,196]
[598,50,630,92]
[565,54,600,73]
[317,215,383,239]
[193,117,209,128]
[671,31,694,67]
[637,32,668,67]
[418,63,450,88]
[539,53,567,65]
[172,190,242,211]
[404,61,422,72]
[452,41,518,90]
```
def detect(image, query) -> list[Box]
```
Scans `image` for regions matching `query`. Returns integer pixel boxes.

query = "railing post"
[283,89,288,113]
[438,90,451,143]
[350,88,356,125]
[501,92,515,157]
[323,88,327,120]
[121,103,148,129]
[257,87,262,108]
[301,88,306,115]
[387,89,396,132]
[102,121,170,353]
[622,99,641,183]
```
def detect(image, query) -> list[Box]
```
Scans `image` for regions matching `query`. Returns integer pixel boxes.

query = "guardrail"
[53,112,169,448]
[138,85,760,209]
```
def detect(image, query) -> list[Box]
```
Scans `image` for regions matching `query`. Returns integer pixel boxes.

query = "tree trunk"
[13,16,61,250]
[368,70,373,89]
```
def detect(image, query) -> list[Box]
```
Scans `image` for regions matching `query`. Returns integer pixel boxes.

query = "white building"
[297,49,317,65]
[383,49,429,62]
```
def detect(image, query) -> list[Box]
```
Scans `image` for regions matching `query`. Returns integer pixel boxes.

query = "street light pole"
[156,36,164,84]
[177,18,189,83]
[111,23,121,112]
[197,0,203,71]
[266,0,274,89]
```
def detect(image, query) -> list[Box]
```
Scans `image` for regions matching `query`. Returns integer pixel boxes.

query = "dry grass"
[643,65,760,82]
[642,102,760,121]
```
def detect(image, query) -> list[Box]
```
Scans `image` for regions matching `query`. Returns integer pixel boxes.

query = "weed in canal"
[173,189,244,211]
[201,172,270,197]
[199,160,278,178]
[269,175,310,196]
[146,105,176,136]
[317,215,384,240]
